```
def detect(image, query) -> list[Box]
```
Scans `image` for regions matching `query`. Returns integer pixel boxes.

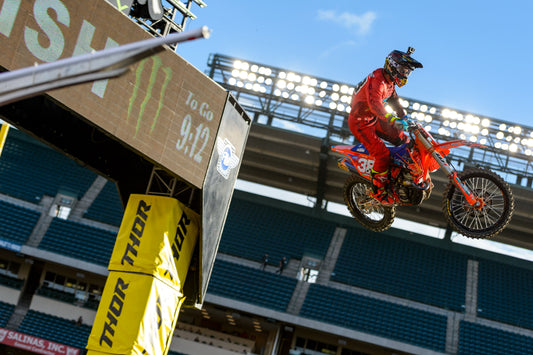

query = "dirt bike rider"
[348,47,423,206]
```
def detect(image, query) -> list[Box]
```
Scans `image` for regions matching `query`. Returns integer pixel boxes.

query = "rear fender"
[332,145,375,179]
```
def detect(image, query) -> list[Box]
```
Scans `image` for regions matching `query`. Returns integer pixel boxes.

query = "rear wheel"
[442,168,514,239]
[343,174,395,232]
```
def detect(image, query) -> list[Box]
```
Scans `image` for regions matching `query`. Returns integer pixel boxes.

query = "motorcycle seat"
[389,142,409,155]
[350,143,409,156]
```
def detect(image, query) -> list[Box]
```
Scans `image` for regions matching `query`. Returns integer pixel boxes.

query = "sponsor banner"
[0,327,79,355]
[108,194,199,291]
[0,0,228,188]
[86,271,184,355]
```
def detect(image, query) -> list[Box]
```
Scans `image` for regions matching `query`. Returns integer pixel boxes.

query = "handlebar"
[402,116,426,141]
[403,116,416,128]
[404,117,423,131]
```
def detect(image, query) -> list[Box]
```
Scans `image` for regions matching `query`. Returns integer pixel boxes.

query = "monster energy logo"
[127,56,172,137]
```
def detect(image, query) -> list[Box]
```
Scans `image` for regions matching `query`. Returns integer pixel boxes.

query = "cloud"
[317,9,377,36]
[274,120,305,133]
[319,40,357,58]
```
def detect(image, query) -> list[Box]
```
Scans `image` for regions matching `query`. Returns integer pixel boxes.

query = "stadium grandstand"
[1,1,533,355]
[1,119,533,355]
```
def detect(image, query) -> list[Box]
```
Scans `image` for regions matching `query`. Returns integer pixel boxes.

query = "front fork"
[414,130,481,207]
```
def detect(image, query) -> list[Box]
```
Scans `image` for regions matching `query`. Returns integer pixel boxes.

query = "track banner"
[87,194,198,354]
[86,272,184,355]
[0,124,9,156]
[107,194,199,291]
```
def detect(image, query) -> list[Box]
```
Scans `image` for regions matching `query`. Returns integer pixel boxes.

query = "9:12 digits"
[175,114,210,163]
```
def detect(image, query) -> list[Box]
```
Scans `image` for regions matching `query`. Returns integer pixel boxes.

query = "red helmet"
[384,47,423,87]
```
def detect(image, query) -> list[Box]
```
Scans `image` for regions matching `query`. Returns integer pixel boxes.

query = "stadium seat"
[458,320,533,355]
[219,197,336,264]
[0,200,40,245]
[332,226,468,311]
[300,283,447,352]
[208,259,297,312]
[84,180,124,226]
[0,129,97,203]
[18,310,91,350]
[477,259,533,329]
[39,218,115,266]
[0,300,15,327]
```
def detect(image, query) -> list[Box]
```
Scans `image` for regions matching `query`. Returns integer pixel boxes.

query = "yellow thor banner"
[0,124,9,156]
[87,272,184,355]
[108,194,199,291]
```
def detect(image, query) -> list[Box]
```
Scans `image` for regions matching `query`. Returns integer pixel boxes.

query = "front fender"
[434,140,487,153]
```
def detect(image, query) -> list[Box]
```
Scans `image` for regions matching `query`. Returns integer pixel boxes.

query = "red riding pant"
[348,116,408,172]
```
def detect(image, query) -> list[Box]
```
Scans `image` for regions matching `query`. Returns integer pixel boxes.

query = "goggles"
[397,65,412,78]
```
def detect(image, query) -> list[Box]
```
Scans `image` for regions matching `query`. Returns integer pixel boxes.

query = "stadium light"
[208,53,533,181]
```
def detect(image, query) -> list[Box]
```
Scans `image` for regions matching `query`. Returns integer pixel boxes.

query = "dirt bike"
[331,117,514,239]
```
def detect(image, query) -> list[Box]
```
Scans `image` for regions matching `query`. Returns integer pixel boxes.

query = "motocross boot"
[370,169,395,206]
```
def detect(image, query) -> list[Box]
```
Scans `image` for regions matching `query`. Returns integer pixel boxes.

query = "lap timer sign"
[161,74,228,187]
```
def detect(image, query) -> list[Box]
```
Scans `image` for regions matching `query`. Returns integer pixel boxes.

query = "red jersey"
[349,68,398,127]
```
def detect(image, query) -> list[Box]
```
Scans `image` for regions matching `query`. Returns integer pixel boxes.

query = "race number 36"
[356,157,375,175]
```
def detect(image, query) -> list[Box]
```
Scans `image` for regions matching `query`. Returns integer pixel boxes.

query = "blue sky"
[177,1,533,128]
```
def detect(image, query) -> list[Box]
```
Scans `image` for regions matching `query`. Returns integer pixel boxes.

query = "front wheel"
[442,168,514,239]
[343,174,395,232]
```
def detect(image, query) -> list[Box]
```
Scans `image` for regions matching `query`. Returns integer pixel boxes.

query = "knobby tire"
[343,174,395,232]
[442,167,514,239]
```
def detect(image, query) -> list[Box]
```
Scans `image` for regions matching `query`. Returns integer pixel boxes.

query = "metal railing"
[108,0,207,49]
